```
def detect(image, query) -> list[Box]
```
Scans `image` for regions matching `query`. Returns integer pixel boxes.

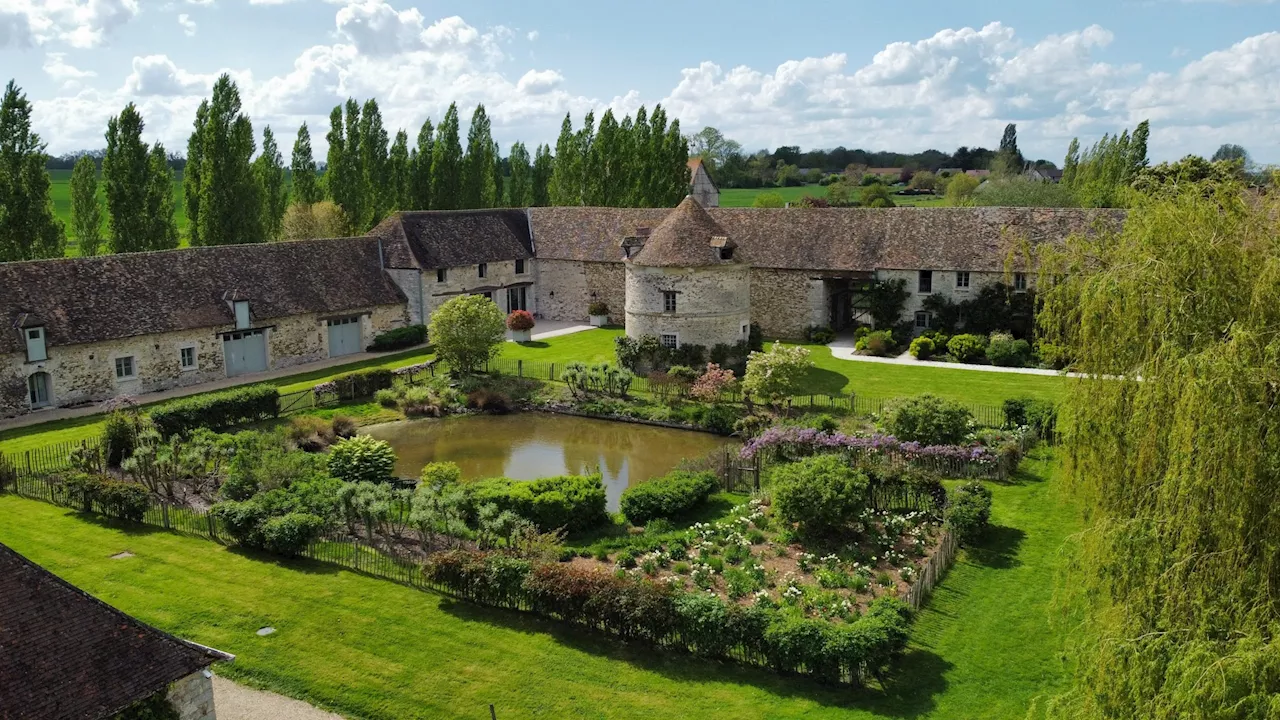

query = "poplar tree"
[643,105,669,205]
[575,111,595,204]
[627,106,650,206]
[531,143,553,207]
[507,141,532,207]
[336,98,365,232]
[359,98,389,229]
[145,142,179,250]
[255,126,286,240]
[548,114,579,205]
[491,141,505,207]
[388,129,411,212]
[290,122,321,205]
[324,106,347,209]
[102,103,150,254]
[408,117,433,210]
[461,104,495,209]
[197,75,262,245]
[69,155,103,256]
[588,109,621,206]
[994,123,1024,176]
[183,100,208,245]
[429,103,462,211]
[0,80,65,261]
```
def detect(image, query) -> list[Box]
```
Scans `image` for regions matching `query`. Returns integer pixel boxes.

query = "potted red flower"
[506,309,536,342]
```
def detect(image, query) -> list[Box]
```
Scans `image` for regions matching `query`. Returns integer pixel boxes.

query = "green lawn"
[0,449,1076,719]
[719,184,946,208]
[48,168,189,256]
[0,329,1065,455]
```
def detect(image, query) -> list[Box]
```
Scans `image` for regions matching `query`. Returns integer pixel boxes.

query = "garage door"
[327,316,362,358]
[223,329,268,378]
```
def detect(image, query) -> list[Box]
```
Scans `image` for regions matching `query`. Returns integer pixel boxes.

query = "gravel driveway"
[212,675,344,720]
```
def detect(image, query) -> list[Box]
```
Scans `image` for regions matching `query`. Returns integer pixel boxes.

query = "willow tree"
[1038,183,1280,718]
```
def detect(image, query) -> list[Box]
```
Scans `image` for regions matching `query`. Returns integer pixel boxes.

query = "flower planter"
[589,314,608,327]
[509,329,532,342]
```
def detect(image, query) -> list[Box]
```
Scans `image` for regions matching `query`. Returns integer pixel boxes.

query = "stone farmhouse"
[0,542,232,719]
[1,202,1114,420]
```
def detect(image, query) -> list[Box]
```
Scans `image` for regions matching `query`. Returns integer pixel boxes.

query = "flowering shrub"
[506,310,535,332]
[690,362,737,403]
[740,426,996,466]
[312,381,337,399]
[742,344,812,406]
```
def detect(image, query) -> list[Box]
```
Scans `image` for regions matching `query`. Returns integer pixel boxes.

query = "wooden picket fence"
[903,530,959,611]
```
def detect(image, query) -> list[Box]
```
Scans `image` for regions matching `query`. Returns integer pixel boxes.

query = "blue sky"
[2,0,1278,164]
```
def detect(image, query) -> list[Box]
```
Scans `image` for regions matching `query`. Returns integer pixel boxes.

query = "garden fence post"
[518,360,523,378]
[207,513,217,540]
[162,503,170,530]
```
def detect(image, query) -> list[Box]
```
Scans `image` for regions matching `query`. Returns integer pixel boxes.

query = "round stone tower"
[623,196,751,350]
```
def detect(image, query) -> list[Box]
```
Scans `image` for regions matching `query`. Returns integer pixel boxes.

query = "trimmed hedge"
[332,368,395,401]
[367,324,428,352]
[423,550,913,685]
[62,473,150,522]
[945,481,993,543]
[619,470,719,526]
[150,384,279,438]
[465,474,607,533]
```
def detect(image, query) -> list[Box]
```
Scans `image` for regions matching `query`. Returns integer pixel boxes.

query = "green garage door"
[327,316,362,358]
[223,329,268,377]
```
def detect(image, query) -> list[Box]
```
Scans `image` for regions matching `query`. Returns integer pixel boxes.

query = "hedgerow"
[619,470,719,526]
[149,384,279,438]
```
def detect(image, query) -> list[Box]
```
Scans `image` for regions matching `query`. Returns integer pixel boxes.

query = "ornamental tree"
[690,362,736,403]
[429,294,505,375]
[742,344,812,408]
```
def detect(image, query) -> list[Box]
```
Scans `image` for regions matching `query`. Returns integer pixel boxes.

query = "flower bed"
[740,426,999,478]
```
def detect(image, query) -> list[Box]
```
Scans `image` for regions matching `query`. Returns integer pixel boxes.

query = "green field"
[0,329,1065,455]
[48,168,189,255]
[0,448,1076,719]
[719,184,946,208]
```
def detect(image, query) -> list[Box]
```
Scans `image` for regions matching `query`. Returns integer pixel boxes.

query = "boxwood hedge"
[619,470,719,526]
[150,384,279,438]
[464,474,607,533]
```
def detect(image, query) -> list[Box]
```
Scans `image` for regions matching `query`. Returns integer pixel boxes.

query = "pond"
[363,413,734,511]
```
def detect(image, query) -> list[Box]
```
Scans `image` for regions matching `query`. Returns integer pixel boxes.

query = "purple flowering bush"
[740,426,997,476]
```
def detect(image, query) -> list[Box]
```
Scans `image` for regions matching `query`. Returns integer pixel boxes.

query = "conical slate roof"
[630,196,737,267]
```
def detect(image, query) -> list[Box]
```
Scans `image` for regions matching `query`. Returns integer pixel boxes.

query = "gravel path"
[213,675,344,720]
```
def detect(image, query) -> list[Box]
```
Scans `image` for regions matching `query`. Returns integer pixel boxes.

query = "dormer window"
[234,301,250,329]
[719,247,734,261]
[24,326,47,362]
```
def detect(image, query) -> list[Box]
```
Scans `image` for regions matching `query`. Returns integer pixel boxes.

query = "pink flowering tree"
[690,362,737,403]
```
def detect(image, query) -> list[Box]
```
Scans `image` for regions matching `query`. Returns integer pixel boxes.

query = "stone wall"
[386,268,426,325]
[0,303,406,420]
[414,259,536,324]
[167,671,216,720]
[535,259,624,323]
[749,268,824,340]
[624,263,751,349]
[878,268,1034,331]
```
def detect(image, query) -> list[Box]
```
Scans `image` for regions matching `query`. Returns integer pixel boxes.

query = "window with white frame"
[115,356,136,380]
[1014,272,1028,291]
[918,270,933,293]
[478,263,488,279]
[660,334,678,349]
[24,326,46,362]
[179,345,197,371]
[915,311,931,329]
[956,271,970,289]
[663,291,677,313]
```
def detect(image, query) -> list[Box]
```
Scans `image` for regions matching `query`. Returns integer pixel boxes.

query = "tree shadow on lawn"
[964,524,1025,570]
[437,598,952,717]
[225,546,344,576]
[798,367,852,396]
[514,341,550,349]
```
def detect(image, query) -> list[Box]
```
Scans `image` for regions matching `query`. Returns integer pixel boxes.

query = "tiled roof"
[370,210,533,270]
[631,197,736,267]
[0,237,405,354]
[0,543,231,720]
[530,206,1122,272]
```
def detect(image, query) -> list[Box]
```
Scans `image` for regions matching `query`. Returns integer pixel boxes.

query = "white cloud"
[0,0,140,49]
[527,29,538,41]
[42,51,96,89]
[123,54,211,96]
[177,12,195,36]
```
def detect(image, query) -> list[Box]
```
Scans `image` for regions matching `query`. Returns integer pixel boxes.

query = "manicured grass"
[719,184,946,208]
[0,448,1076,719]
[0,329,1065,454]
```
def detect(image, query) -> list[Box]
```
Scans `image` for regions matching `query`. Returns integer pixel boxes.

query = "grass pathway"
[0,449,1075,719]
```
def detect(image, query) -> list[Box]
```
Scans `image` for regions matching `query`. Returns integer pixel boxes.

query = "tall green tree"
[359,98,389,229]
[429,103,463,210]
[627,106,650,206]
[461,104,495,209]
[1128,120,1150,177]
[531,143,553,207]
[408,117,433,210]
[0,80,65,261]
[197,75,262,245]
[145,142,179,250]
[102,103,151,254]
[643,105,669,205]
[1061,138,1081,188]
[586,109,621,206]
[507,141,532,207]
[333,98,365,232]
[574,111,595,204]
[548,114,579,205]
[1211,143,1249,164]
[290,122,321,205]
[662,116,690,205]
[388,129,411,212]
[183,100,208,245]
[491,141,505,207]
[255,126,287,240]
[69,155,102,256]
[324,107,348,208]
[994,123,1024,176]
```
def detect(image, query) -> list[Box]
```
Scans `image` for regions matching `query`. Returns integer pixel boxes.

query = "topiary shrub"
[367,324,427,352]
[880,394,974,446]
[326,435,397,484]
[619,470,719,526]
[97,480,151,522]
[985,332,1031,367]
[908,336,935,360]
[771,455,869,537]
[465,474,607,533]
[945,481,992,543]
[259,512,326,556]
[946,334,988,363]
[855,330,896,356]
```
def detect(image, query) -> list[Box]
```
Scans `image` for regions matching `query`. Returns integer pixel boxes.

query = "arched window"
[28,372,51,408]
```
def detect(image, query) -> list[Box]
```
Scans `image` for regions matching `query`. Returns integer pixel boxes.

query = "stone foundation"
[168,671,216,720]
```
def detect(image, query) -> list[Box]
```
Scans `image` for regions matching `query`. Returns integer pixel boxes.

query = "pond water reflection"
[362,413,734,511]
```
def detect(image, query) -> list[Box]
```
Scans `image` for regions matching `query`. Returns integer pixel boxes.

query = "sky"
[2,0,1278,165]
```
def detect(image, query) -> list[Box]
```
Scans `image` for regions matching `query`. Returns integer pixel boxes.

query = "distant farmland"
[48,168,189,255]
[719,183,946,208]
